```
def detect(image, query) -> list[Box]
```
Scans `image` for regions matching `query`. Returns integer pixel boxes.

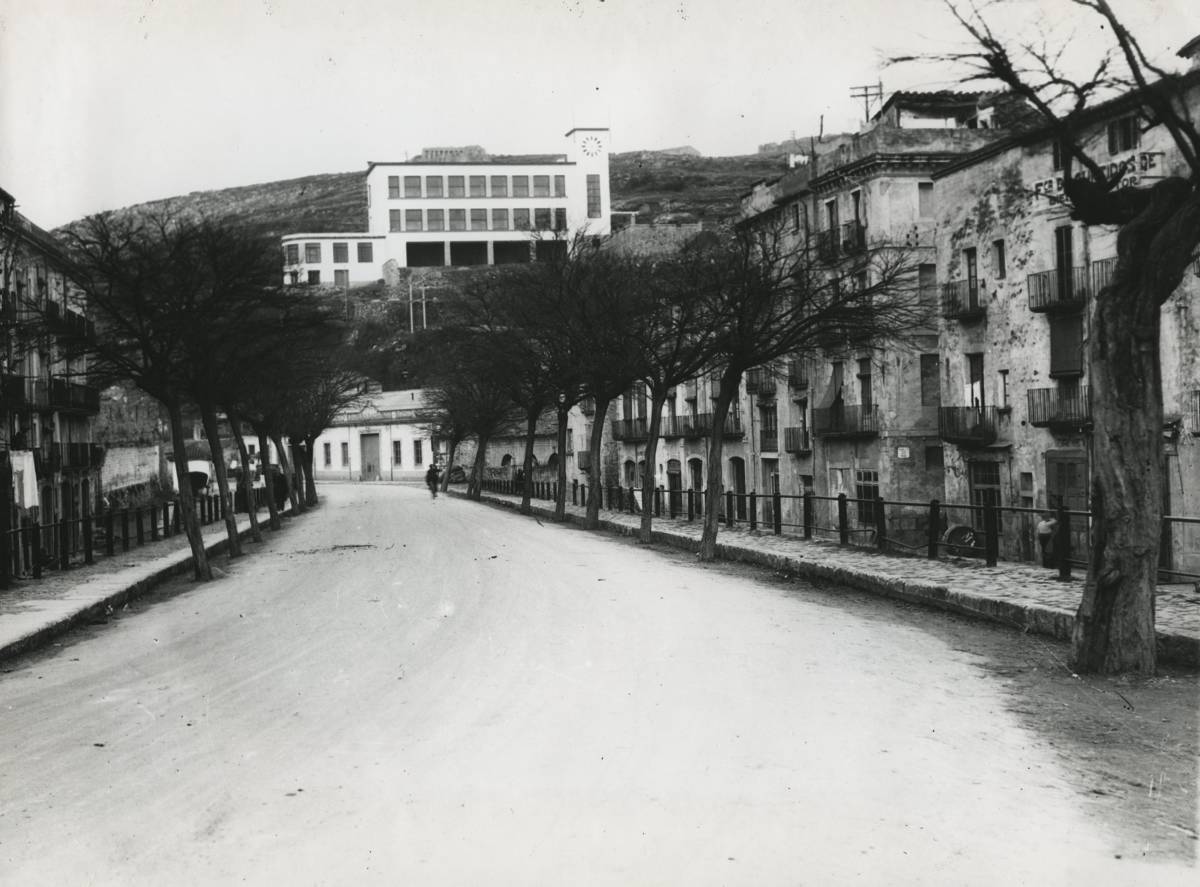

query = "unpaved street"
[0,483,1195,885]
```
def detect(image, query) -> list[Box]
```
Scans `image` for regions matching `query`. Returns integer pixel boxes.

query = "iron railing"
[812,404,879,438]
[783,427,812,454]
[1027,386,1090,431]
[938,405,1001,446]
[941,279,986,320]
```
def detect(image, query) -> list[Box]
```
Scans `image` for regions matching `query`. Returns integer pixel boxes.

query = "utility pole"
[849,81,885,124]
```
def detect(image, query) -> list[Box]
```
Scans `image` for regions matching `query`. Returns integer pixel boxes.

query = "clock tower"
[565,127,611,236]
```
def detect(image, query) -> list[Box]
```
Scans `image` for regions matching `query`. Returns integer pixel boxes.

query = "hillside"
[71,150,791,238]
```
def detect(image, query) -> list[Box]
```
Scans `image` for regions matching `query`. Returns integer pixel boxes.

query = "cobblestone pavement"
[468,489,1200,666]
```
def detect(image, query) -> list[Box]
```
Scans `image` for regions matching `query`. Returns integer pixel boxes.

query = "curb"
[461,491,1199,668]
[0,519,272,663]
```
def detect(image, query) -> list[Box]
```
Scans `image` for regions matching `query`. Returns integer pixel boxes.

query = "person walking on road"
[425,464,440,499]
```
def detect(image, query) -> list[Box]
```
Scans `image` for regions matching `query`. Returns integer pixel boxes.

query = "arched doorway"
[667,459,682,515]
[729,457,747,520]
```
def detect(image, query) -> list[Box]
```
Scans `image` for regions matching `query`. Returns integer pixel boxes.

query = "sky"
[1,0,1195,228]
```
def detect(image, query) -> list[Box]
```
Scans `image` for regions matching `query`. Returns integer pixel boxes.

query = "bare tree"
[900,0,1200,673]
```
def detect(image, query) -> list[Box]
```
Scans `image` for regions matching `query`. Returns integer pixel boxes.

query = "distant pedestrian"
[425,464,440,499]
[1036,512,1058,568]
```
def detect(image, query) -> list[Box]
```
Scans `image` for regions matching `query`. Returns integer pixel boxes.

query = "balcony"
[938,406,1001,446]
[813,229,840,263]
[787,359,809,391]
[50,442,102,471]
[941,279,986,321]
[813,404,879,439]
[759,429,779,452]
[683,413,744,439]
[576,450,592,471]
[840,220,866,256]
[49,378,101,415]
[1027,266,1090,313]
[1188,390,1200,436]
[1028,387,1091,432]
[611,417,649,442]
[0,373,50,410]
[659,415,683,439]
[578,397,595,416]
[783,426,812,454]
[745,366,776,396]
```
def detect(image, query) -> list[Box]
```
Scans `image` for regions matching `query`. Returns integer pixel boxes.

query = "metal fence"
[3,487,283,586]
[477,477,1200,583]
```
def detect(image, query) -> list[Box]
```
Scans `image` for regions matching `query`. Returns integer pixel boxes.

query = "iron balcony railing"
[840,220,866,255]
[783,427,813,454]
[578,397,595,416]
[787,359,809,391]
[759,429,779,452]
[0,373,50,410]
[659,415,683,439]
[812,404,879,438]
[611,417,650,442]
[576,450,592,470]
[683,413,744,439]
[938,406,1001,446]
[1028,387,1091,431]
[745,366,776,396]
[1188,390,1200,435]
[49,378,101,414]
[1027,266,1088,313]
[941,279,986,321]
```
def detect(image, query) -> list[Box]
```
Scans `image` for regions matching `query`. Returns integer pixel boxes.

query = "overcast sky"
[1,0,1194,228]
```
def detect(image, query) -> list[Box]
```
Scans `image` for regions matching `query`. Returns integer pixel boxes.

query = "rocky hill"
[75,150,791,238]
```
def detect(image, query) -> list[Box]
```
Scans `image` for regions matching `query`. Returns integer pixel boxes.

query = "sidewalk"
[464,488,1200,668]
[0,513,268,662]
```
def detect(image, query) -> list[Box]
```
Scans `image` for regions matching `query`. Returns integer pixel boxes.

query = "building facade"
[311,387,438,484]
[282,128,612,286]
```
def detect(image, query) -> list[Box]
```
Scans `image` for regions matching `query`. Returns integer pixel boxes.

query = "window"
[918,182,934,218]
[586,174,601,218]
[1107,115,1140,155]
[470,208,487,231]
[925,445,944,471]
[427,209,444,231]
[388,176,400,199]
[393,441,403,466]
[426,176,443,198]
[334,269,348,287]
[854,469,881,527]
[967,353,985,408]
[999,369,1009,408]
[389,210,402,232]
[340,442,349,466]
[790,203,802,232]
[404,176,421,198]
[968,461,1001,509]
[920,354,940,406]
[512,176,529,197]
[468,175,485,198]
[413,440,423,466]
[490,176,508,197]
[857,358,872,408]
[405,209,423,231]
[449,209,466,231]
[491,208,509,230]
[992,239,1006,279]
[333,242,349,263]
[533,175,550,197]
[514,208,531,230]
[824,198,839,230]
[288,271,298,284]
[554,175,566,197]
[304,243,321,263]
[323,443,332,467]
[1049,315,1084,377]
[554,208,567,231]
[448,176,465,198]
[285,243,299,264]
[1051,141,1063,172]
[307,270,320,285]
[357,242,373,262]
[534,208,552,230]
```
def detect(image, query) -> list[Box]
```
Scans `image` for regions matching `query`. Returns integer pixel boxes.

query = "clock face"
[581,135,602,158]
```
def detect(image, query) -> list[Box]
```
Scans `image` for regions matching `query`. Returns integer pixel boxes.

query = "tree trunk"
[302,437,319,505]
[519,408,539,514]
[166,402,211,581]
[273,434,302,514]
[440,439,459,493]
[555,403,570,522]
[470,435,489,500]
[257,426,281,530]
[584,395,612,530]
[200,404,242,559]
[227,414,262,544]
[638,387,668,543]
[699,368,741,561]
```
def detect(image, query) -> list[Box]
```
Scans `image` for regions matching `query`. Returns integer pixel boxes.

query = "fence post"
[136,508,145,547]
[1056,502,1072,581]
[749,491,758,531]
[59,519,69,570]
[572,479,578,506]
[837,493,849,545]
[150,504,159,541]
[106,509,115,557]
[173,500,181,535]
[874,495,887,551]
[803,492,813,540]
[773,490,782,535]
[983,502,999,567]
[687,489,694,521]
[725,490,734,527]
[121,510,130,552]
[83,501,94,566]
[655,487,662,517]
[32,521,42,580]
[927,499,940,559]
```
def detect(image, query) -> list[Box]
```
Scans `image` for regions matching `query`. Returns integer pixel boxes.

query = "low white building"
[311,388,437,483]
